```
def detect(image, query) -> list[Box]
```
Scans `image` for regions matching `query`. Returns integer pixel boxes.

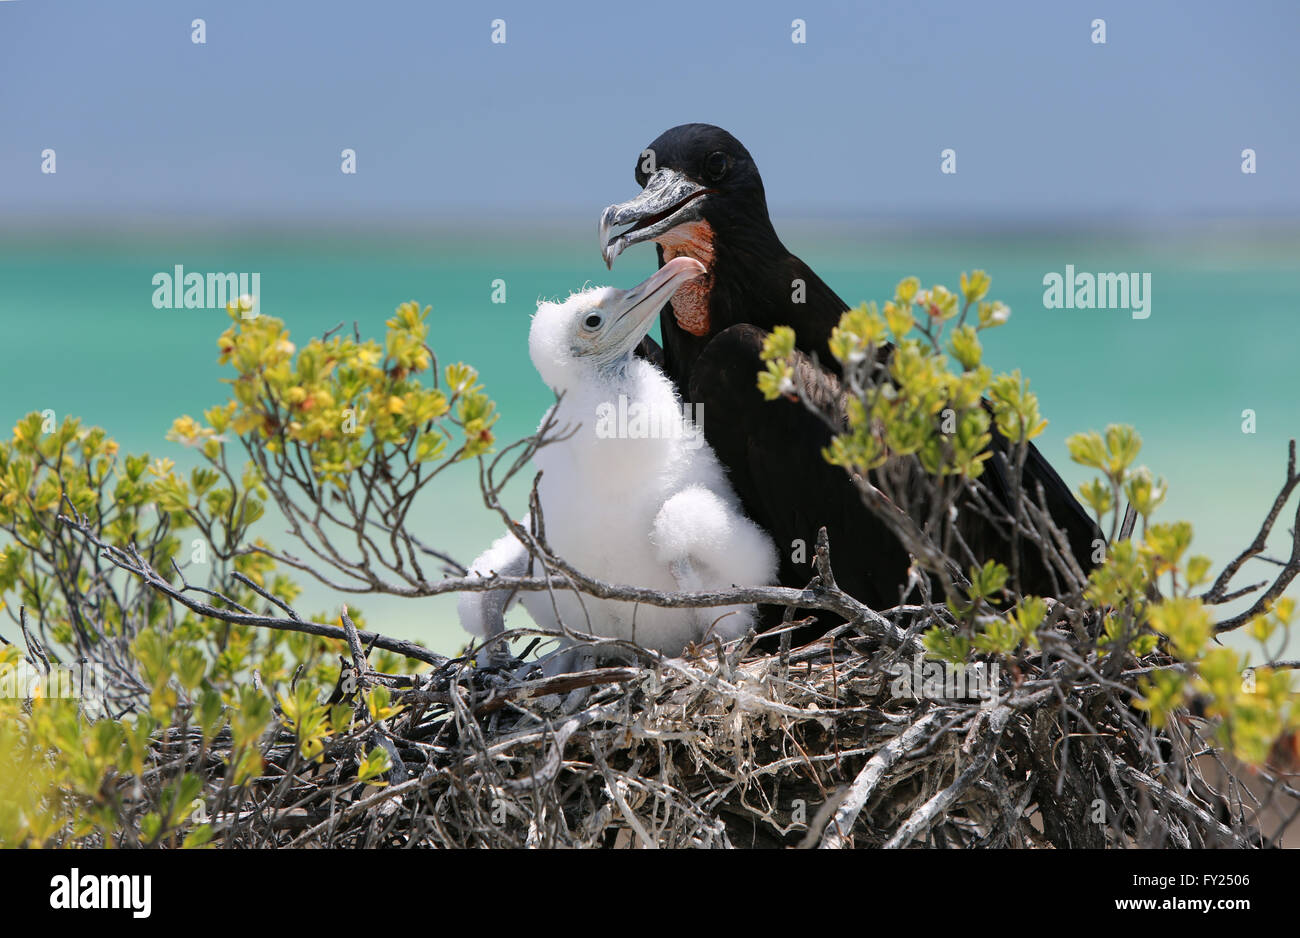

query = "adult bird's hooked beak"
[599,256,707,360]
[599,169,712,269]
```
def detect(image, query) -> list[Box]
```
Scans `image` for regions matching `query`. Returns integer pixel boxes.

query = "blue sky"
[1,0,1297,226]
[2,0,1300,226]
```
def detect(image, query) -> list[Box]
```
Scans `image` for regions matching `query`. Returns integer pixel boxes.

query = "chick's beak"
[602,256,708,355]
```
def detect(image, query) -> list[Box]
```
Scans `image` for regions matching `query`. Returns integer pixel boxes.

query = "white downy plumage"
[458,257,777,664]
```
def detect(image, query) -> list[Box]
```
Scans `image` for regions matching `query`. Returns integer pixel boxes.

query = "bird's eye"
[704,151,729,182]
[584,313,603,330]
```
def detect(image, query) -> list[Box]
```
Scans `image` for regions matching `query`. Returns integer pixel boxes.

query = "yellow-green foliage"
[1062,420,1297,761]
[0,399,426,845]
[0,596,390,845]
[0,413,174,637]
[1136,598,1297,763]
[150,299,499,572]
[764,273,1298,767]
[0,299,464,846]
[761,273,1029,481]
[184,300,496,482]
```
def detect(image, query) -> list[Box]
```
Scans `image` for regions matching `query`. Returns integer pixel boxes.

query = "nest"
[182,615,1281,850]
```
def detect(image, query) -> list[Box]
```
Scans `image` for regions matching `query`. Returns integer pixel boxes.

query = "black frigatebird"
[598,123,1101,620]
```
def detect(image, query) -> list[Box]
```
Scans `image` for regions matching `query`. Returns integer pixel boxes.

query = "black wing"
[633,334,665,371]
[688,324,912,623]
[979,416,1103,591]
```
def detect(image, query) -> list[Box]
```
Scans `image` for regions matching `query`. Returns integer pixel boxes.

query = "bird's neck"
[657,222,849,394]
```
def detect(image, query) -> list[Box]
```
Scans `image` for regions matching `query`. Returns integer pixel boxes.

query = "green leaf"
[356,746,393,785]
[182,824,214,849]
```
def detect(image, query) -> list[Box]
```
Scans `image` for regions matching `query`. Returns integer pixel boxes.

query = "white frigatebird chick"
[458,256,778,669]
[599,123,1101,621]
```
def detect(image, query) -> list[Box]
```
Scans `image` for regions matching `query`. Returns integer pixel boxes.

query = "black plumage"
[602,123,1100,622]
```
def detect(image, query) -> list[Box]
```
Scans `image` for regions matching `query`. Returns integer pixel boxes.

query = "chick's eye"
[705,151,729,182]
[584,314,603,329]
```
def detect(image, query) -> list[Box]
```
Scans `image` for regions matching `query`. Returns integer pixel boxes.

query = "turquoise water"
[2,225,1297,657]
